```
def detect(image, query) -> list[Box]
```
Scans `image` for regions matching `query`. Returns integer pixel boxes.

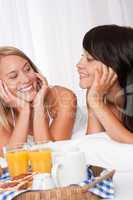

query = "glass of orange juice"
[28,142,52,173]
[5,144,29,177]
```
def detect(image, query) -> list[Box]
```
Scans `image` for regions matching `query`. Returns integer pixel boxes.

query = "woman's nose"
[76,62,81,69]
[76,59,84,69]
[76,54,85,68]
[20,72,30,83]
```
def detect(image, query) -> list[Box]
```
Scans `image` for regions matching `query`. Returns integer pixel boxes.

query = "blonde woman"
[0,46,77,155]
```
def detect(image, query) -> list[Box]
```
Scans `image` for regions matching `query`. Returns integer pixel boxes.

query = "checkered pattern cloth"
[80,168,115,199]
[0,169,22,200]
[0,168,114,200]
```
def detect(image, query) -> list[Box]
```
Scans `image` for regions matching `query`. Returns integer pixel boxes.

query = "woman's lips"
[79,73,89,79]
[18,84,34,93]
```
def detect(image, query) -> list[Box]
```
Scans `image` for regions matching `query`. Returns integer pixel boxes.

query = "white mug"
[52,151,88,187]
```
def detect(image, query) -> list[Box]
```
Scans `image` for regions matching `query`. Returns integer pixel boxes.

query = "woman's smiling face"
[0,55,38,102]
[76,51,103,89]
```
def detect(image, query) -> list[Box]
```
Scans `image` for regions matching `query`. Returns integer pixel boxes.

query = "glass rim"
[28,146,52,152]
[3,143,27,152]
[33,140,50,145]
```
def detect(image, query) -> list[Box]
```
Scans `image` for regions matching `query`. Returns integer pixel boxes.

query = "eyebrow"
[6,61,28,75]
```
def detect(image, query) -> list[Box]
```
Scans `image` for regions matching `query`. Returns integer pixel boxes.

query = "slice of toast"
[0,180,29,191]
[0,172,37,191]
[12,172,34,182]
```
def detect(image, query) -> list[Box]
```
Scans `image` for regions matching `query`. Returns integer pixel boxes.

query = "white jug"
[52,151,88,187]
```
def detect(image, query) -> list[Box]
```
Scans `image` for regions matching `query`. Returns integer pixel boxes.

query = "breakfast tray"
[13,189,100,200]
[13,170,115,200]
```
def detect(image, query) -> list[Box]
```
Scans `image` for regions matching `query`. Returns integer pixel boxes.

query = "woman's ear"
[43,76,48,85]
[36,79,42,91]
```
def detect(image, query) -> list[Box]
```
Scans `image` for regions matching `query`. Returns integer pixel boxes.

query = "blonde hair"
[0,46,39,132]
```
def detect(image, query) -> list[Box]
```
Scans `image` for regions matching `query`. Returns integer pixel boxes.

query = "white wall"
[0,0,133,106]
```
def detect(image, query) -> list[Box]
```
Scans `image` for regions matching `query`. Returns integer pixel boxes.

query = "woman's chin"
[25,96,35,102]
[79,81,90,89]
[18,91,37,102]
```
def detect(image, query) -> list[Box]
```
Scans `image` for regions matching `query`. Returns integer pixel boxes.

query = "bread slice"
[0,180,29,191]
[12,172,34,182]
[0,172,37,191]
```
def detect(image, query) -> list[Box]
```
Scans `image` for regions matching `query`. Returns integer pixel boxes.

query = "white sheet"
[51,132,133,172]
[73,133,133,172]
[1,132,133,200]
[50,133,133,200]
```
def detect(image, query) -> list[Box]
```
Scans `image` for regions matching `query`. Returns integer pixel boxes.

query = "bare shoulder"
[49,85,76,97]
[46,85,77,116]
[47,85,77,105]
[0,126,11,137]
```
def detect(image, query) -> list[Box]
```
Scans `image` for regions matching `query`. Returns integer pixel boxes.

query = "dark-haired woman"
[76,25,133,143]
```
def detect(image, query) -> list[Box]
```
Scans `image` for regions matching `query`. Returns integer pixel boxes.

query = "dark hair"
[83,24,133,132]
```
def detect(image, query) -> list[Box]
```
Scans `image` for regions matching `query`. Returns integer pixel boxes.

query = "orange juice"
[6,150,29,177]
[28,148,52,173]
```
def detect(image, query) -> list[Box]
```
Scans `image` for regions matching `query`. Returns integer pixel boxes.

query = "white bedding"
[51,132,133,171]
[73,133,133,172]
[1,105,133,199]
[74,133,133,200]
[0,132,132,199]
[50,133,133,200]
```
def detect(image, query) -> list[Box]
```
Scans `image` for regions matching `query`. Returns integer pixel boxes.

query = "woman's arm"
[87,65,133,143]
[90,102,133,143]
[0,81,30,154]
[32,73,52,141]
[86,90,105,134]
[33,104,51,141]
[0,105,30,156]
[8,105,30,146]
[86,107,105,134]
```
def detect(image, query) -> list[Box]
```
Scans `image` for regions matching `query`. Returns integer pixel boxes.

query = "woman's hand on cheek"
[32,73,49,109]
[0,80,30,112]
[87,65,118,109]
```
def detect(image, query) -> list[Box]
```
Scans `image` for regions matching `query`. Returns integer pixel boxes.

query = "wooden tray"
[13,168,115,200]
[13,190,100,200]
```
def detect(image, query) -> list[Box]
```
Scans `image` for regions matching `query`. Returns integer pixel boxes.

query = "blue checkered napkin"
[0,170,24,200]
[80,168,115,199]
[0,191,22,200]
[0,169,10,182]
